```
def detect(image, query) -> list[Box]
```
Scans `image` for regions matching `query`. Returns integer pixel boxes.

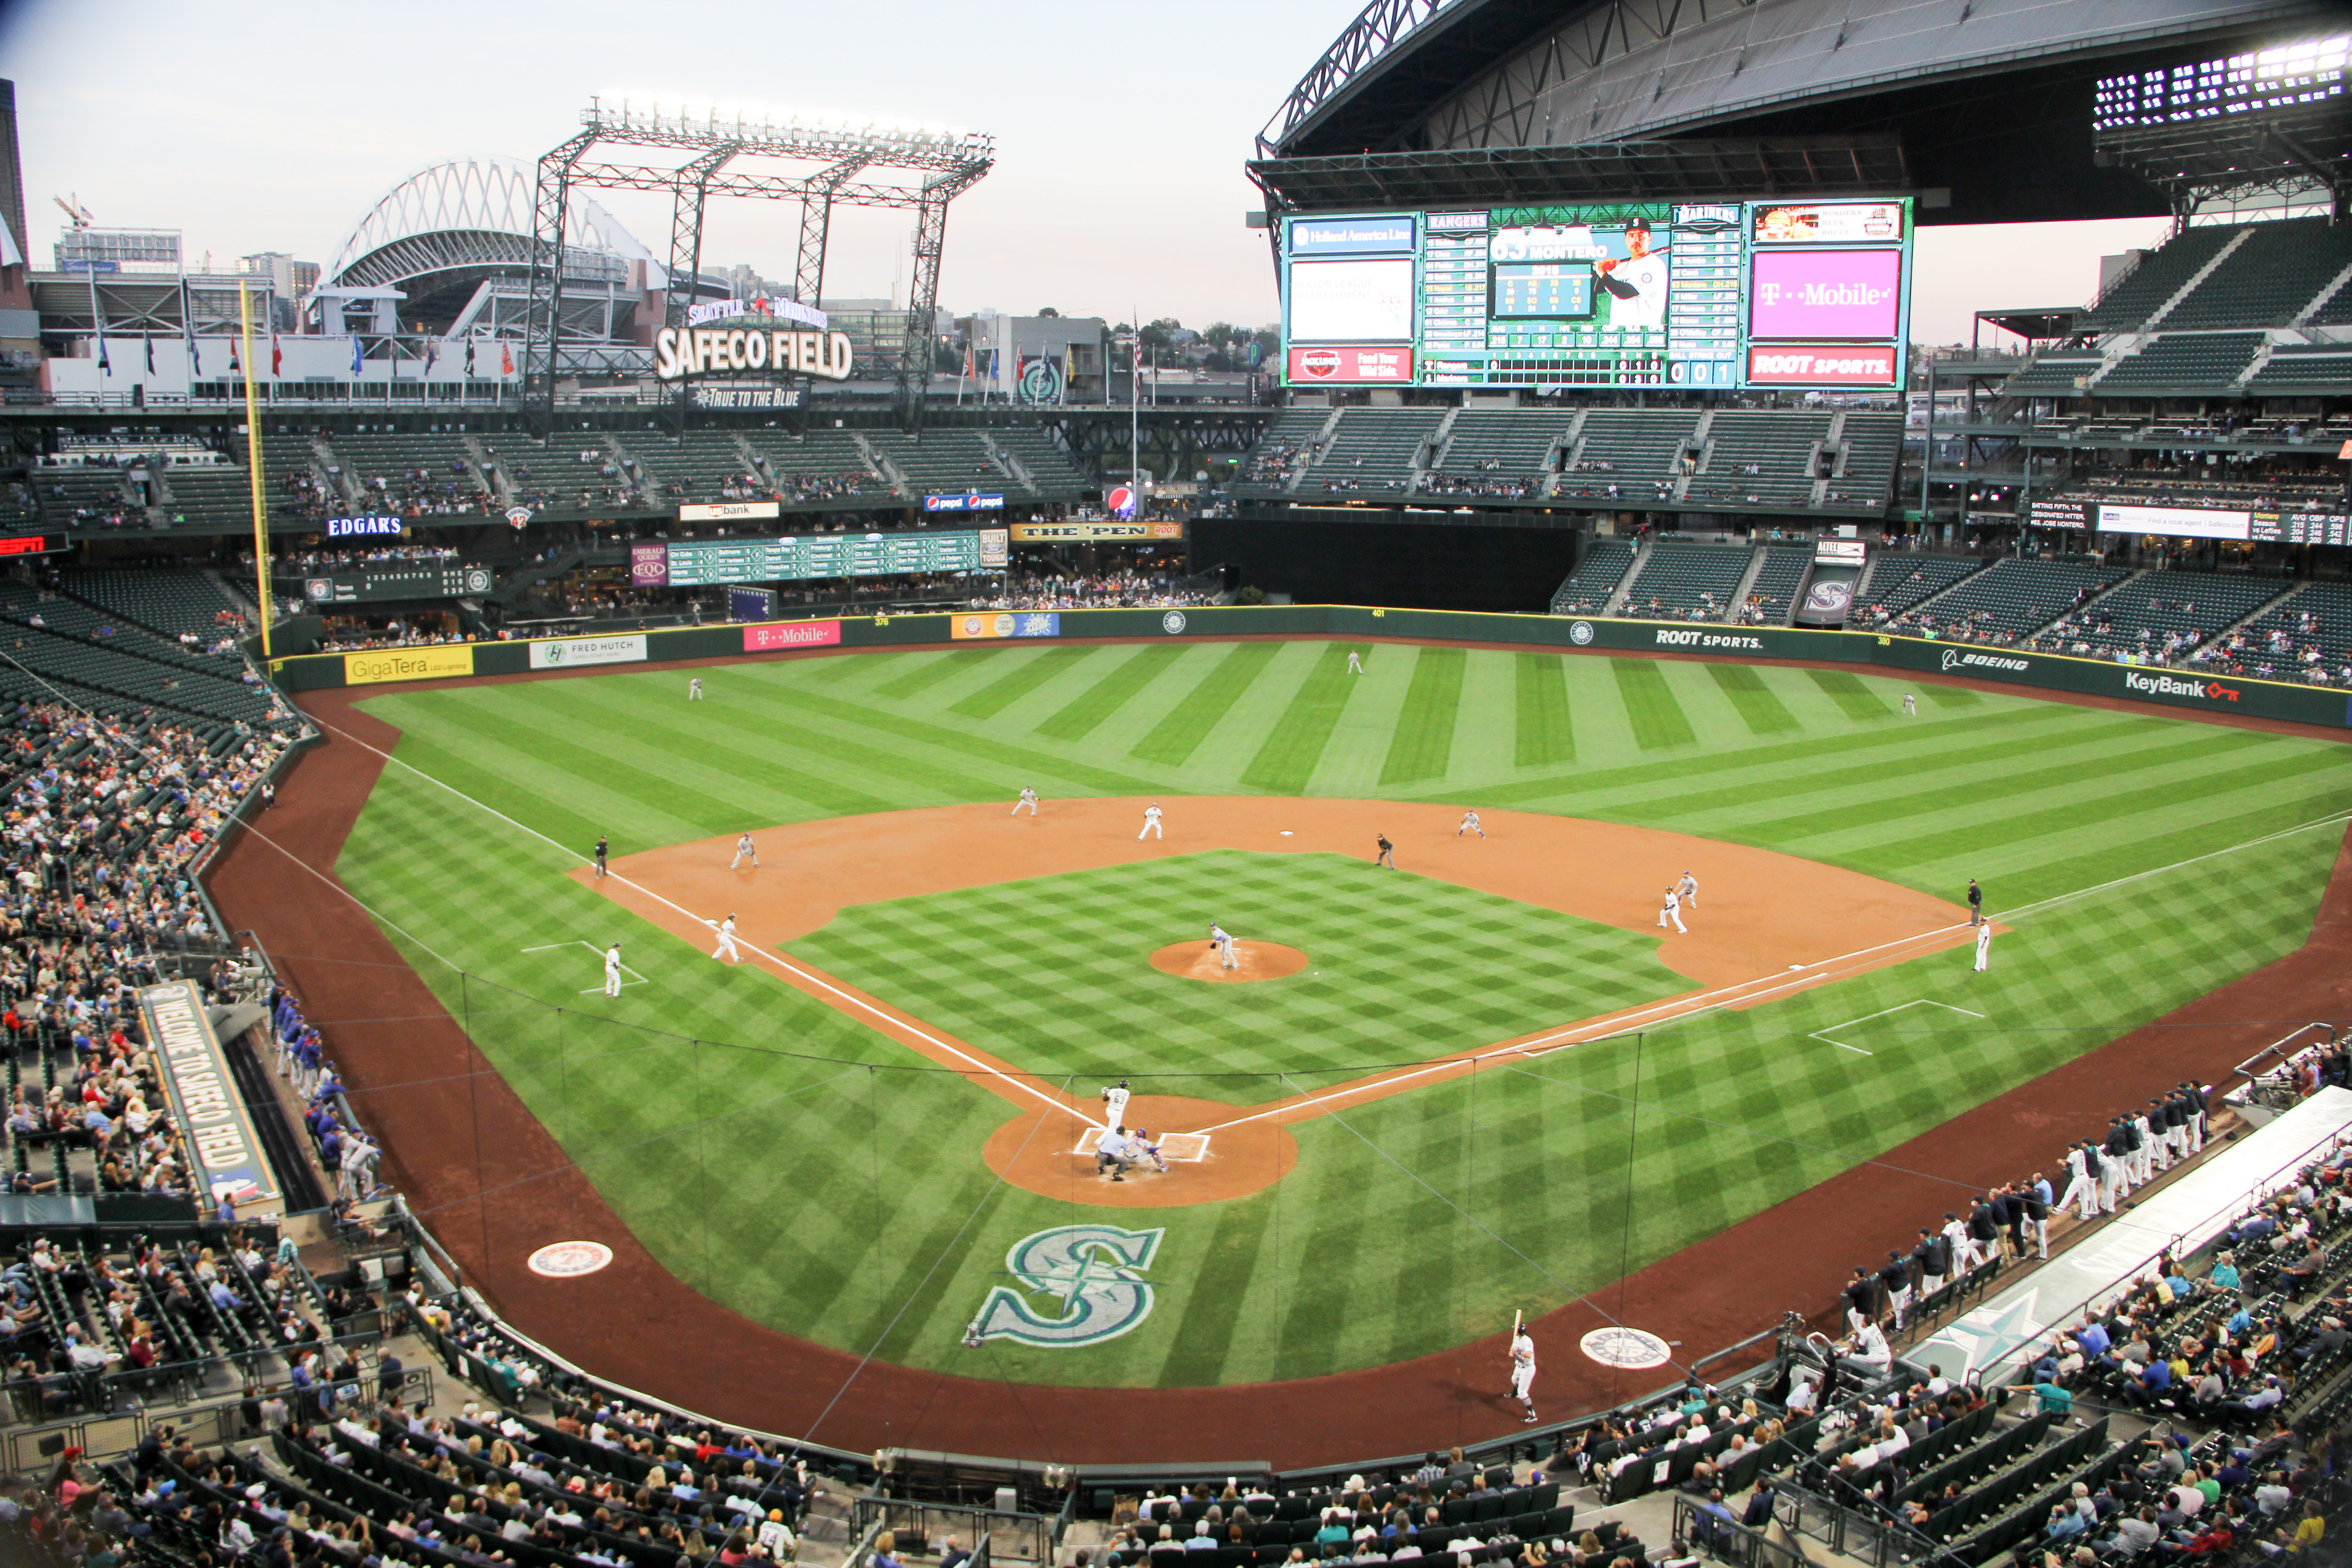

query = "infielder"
[594,835,609,880]
[1677,870,1699,908]
[603,942,623,999]
[1138,803,1163,840]
[730,833,759,870]
[1508,1324,1538,1423]
[1973,921,1992,972]
[710,914,742,963]
[1346,650,1363,675]
[1658,886,1686,934]
[1209,922,1238,970]
[689,677,704,701]
[1902,693,1916,716]
[1102,1078,1131,1126]
[1458,810,1485,838]
[1012,786,1039,817]
[1375,833,1394,867]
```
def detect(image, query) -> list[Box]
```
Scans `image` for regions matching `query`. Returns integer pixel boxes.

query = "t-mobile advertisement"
[1748,249,1903,340]
[629,542,668,587]
[744,619,843,651]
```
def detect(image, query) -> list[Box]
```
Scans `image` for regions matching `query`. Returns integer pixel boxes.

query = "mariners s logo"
[965,1224,1165,1348]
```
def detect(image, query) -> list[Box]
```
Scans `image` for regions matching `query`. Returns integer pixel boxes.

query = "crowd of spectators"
[774,468,873,503]
[1237,440,1315,486]
[995,569,1214,611]
[1419,469,1541,500]
[276,545,461,571]
[357,461,491,521]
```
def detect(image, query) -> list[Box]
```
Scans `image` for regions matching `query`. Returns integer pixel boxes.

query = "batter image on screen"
[1490,217,1668,332]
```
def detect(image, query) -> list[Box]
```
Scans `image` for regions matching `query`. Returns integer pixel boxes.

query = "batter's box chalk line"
[1073,1126,1212,1163]
[1808,999,1984,1057]
[522,940,652,993]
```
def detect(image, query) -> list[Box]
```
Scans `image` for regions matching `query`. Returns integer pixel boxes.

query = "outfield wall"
[264,608,2352,730]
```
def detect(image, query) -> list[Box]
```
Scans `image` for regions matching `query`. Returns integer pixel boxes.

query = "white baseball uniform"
[1346,652,1362,674]
[1677,872,1698,907]
[1012,787,1038,817]
[2059,1146,2097,1220]
[711,916,741,963]
[603,945,623,998]
[1102,1084,1131,1125]
[689,677,704,700]
[1210,924,1237,969]
[1944,1215,1981,1272]
[730,833,758,870]
[1138,804,1163,840]
[1509,1330,1537,1416]
[1973,922,1991,972]
[1458,811,1484,838]
[1658,888,1686,934]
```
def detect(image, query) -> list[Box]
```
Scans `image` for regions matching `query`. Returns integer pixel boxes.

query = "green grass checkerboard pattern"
[789,851,1686,1099]
[333,640,2352,1387]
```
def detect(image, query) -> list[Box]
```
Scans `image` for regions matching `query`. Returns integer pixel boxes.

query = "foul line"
[1195,805,2352,1135]
[1808,999,1986,1057]
[305,713,1099,1130]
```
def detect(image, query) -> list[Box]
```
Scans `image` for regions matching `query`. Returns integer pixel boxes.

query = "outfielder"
[1102,1078,1131,1127]
[1013,786,1039,817]
[1902,693,1916,716]
[1139,803,1163,840]
[1677,870,1699,908]
[1508,1322,1537,1423]
[1658,886,1686,934]
[1973,921,1991,972]
[1346,650,1363,675]
[710,914,742,963]
[730,833,759,870]
[1458,810,1485,838]
[1209,922,1238,970]
[689,676,704,701]
[603,942,623,999]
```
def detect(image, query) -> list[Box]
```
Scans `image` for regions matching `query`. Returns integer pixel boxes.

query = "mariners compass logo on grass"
[965,1224,1166,1348]
[1579,1326,1672,1369]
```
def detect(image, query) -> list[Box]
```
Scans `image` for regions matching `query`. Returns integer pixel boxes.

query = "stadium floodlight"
[583,95,993,169]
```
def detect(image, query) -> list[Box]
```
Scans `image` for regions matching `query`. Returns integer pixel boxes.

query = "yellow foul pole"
[235,282,273,661]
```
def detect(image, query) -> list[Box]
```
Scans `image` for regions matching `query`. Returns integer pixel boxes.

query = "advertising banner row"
[288,607,2352,728]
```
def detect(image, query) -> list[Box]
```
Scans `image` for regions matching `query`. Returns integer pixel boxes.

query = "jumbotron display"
[1280,199,1913,391]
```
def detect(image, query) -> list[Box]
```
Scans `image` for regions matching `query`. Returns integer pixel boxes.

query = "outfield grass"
[333,641,2352,1387]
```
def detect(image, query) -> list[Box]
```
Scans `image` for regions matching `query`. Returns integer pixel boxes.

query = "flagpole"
[83,255,107,389]
[236,282,273,662]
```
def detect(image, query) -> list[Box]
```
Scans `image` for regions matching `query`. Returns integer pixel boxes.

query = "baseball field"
[309,637,2352,1400]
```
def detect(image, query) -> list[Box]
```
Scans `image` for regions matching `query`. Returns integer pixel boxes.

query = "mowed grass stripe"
[1611,658,1696,750]
[735,674,1166,794]
[875,647,1000,700]
[1706,662,1800,736]
[1514,653,1575,767]
[1036,645,1183,741]
[1378,647,1467,785]
[642,679,1012,804]
[1132,641,1281,766]
[1809,668,1890,721]
[1244,642,1362,793]
[950,646,1100,719]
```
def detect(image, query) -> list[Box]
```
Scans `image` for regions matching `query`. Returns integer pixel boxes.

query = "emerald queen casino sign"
[1280,198,1910,391]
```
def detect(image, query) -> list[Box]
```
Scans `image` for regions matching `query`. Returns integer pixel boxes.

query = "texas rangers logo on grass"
[965,1224,1165,1348]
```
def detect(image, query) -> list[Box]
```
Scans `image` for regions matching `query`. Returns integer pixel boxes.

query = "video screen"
[1279,198,1910,390]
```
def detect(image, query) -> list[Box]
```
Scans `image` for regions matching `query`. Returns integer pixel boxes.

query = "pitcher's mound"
[1150,941,1308,983]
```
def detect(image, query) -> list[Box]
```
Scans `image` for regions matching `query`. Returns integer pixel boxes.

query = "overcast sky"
[0,0,2167,341]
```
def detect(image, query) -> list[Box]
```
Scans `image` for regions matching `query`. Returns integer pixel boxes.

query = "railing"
[1,1364,431,1474]
[1673,1493,1818,1568]
[852,1494,1057,1565]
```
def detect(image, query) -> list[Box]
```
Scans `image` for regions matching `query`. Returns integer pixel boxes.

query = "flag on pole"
[464,337,475,377]
[227,338,239,372]
[143,333,154,374]
[270,333,282,377]
[351,334,364,376]
[422,337,440,376]
[499,341,514,377]
[182,279,202,374]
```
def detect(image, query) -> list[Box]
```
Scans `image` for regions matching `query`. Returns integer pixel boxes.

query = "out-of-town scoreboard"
[1280,199,1913,392]
[631,529,1008,588]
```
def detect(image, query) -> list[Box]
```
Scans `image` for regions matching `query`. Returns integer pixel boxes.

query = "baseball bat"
[1513,1309,1523,1339]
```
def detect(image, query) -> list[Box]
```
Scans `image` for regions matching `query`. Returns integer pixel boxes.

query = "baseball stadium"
[0,1,2351,1566]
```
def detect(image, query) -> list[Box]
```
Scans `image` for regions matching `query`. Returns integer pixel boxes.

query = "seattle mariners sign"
[965,1224,1165,1348]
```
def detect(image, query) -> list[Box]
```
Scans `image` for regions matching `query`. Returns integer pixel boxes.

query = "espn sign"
[1287,345,1414,384]
[1745,345,1899,385]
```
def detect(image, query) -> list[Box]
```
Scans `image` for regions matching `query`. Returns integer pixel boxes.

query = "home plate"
[1074,1127,1211,1162]
[1280,831,1294,837]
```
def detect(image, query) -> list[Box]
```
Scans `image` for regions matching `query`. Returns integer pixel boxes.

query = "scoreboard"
[654,529,998,587]
[1282,199,1911,392]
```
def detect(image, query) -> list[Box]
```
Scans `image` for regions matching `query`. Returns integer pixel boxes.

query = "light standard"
[1113,327,1141,515]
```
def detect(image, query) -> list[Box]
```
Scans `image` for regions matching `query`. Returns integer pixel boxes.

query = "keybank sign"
[2125,670,2240,703]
